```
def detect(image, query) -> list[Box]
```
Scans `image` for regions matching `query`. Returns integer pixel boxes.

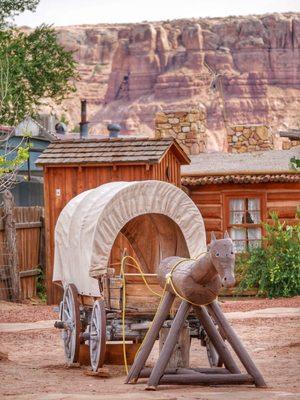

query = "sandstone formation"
[50,13,300,151]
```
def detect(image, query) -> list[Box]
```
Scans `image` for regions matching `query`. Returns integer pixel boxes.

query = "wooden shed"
[36,137,189,304]
[181,148,300,252]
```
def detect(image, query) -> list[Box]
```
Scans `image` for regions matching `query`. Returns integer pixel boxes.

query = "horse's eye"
[215,252,220,257]
[231,251,234,255]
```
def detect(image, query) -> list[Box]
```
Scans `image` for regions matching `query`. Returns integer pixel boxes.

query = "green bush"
[237,212,300,298]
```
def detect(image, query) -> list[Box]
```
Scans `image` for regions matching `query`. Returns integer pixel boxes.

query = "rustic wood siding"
[0,207,43,300]
[187,182,300,243]
[152,150,181,186]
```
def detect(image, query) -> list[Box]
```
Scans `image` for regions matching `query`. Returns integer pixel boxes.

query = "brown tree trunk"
[3,190,21,301]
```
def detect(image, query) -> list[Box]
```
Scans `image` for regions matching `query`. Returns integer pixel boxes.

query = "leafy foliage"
[0,25,78,126]
[0,1,78,191]
[0,0,39,28]
[237,213,300,298]
[0,140,30,175]
[290,156,300,171]
[0,131,30,192]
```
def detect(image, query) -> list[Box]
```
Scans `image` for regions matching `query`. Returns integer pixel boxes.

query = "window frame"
[223,192,267,251]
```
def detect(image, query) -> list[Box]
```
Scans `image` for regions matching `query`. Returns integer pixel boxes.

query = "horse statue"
[127,231,267,389]
[157,231,235,305]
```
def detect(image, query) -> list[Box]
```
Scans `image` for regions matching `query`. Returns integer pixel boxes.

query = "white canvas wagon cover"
[53,180,206,296]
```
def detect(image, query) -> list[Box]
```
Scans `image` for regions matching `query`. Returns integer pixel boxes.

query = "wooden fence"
[0,206,44,300]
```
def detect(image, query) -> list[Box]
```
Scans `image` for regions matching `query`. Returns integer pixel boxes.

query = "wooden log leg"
[125,291,175,384]
[159,373,254,385]
[146,301,191,390]
[207,300,267,388]
[140,367,230,378]
[193,305,240,374]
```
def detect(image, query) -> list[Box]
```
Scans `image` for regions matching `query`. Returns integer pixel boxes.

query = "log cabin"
[36,137,190,304]
[181,147,300,252]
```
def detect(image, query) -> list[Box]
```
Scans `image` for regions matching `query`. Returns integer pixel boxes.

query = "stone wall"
[282,138,300,150]
[155,109,206,155]
[228,125,273,153]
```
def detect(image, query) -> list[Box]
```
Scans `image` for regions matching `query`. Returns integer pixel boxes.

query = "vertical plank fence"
[0,205,44,301]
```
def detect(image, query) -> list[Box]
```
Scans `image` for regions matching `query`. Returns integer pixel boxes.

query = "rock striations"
[53,13,300,151]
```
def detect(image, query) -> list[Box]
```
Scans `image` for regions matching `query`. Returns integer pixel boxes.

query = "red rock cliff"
[53,13,300,151]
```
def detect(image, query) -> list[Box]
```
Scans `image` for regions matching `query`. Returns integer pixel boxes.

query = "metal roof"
[36,137,190,166]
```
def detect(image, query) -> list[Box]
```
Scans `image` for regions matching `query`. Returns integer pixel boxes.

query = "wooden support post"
[159,325,190,368]
[3,190,21,301]
[125,291,175,384]
[193,305,240,374]
[208,300,267,388]
[146,301,191,390]
[38,215,45,274]
[159,373,254,386]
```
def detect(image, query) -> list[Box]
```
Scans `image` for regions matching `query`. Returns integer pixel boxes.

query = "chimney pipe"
[107,123,121,138]
[80,99,89,138]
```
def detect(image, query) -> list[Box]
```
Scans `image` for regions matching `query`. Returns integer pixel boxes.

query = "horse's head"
[208,231,235,288]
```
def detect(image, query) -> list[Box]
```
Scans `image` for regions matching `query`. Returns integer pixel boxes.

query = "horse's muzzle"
[221,275,235,288]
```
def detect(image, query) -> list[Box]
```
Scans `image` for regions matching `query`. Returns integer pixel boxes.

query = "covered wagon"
[53,180,218,371]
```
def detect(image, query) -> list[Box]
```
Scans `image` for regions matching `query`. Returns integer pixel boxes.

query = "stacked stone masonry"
[155,109,206,155]
[282,139,300,150]
[228,125,274,153]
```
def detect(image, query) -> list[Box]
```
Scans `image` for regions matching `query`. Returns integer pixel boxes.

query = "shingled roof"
[36,137,190,165]
[181,148,300,185]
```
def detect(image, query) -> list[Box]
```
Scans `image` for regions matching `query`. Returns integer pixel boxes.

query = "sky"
[14,0,300,27]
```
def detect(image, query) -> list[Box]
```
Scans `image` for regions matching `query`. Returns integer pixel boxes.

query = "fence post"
[3,190,21,301]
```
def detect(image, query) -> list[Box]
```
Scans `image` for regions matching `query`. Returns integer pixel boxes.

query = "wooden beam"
[19,268,40,278]
[140,367,230,378]
[3,190,21,301]
[208,301,267,388]
[193,305,240,374]
[155,373,254,386]
[125,291,175,384]
[147,301,191,389]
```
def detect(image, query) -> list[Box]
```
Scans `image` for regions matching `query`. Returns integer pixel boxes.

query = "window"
[226,196,262,253]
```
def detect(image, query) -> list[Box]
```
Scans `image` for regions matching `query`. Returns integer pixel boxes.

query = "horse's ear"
[224,230,230,239]
[211,231,216,243]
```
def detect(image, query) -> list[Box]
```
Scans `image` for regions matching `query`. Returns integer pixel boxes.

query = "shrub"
[237,212,300,298]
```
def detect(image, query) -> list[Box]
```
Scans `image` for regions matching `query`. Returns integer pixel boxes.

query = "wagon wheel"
[61,284,81,365]
[89,299,106,372]
[204,333,224,368]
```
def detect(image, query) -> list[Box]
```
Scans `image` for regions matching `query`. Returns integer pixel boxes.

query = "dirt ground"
[0,298,299,400]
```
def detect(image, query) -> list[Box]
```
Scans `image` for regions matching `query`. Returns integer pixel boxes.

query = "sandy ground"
[0,298,299,400]
[1,296,299,323]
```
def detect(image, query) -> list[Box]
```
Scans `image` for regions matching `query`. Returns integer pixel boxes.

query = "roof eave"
[168,140,190,165]
[181,169,298,177]
[35,160,161,167]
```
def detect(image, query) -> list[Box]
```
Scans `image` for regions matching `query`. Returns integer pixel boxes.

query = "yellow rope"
[121,256,162,297]
[120,255,163,374]
[119,252,211,373]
